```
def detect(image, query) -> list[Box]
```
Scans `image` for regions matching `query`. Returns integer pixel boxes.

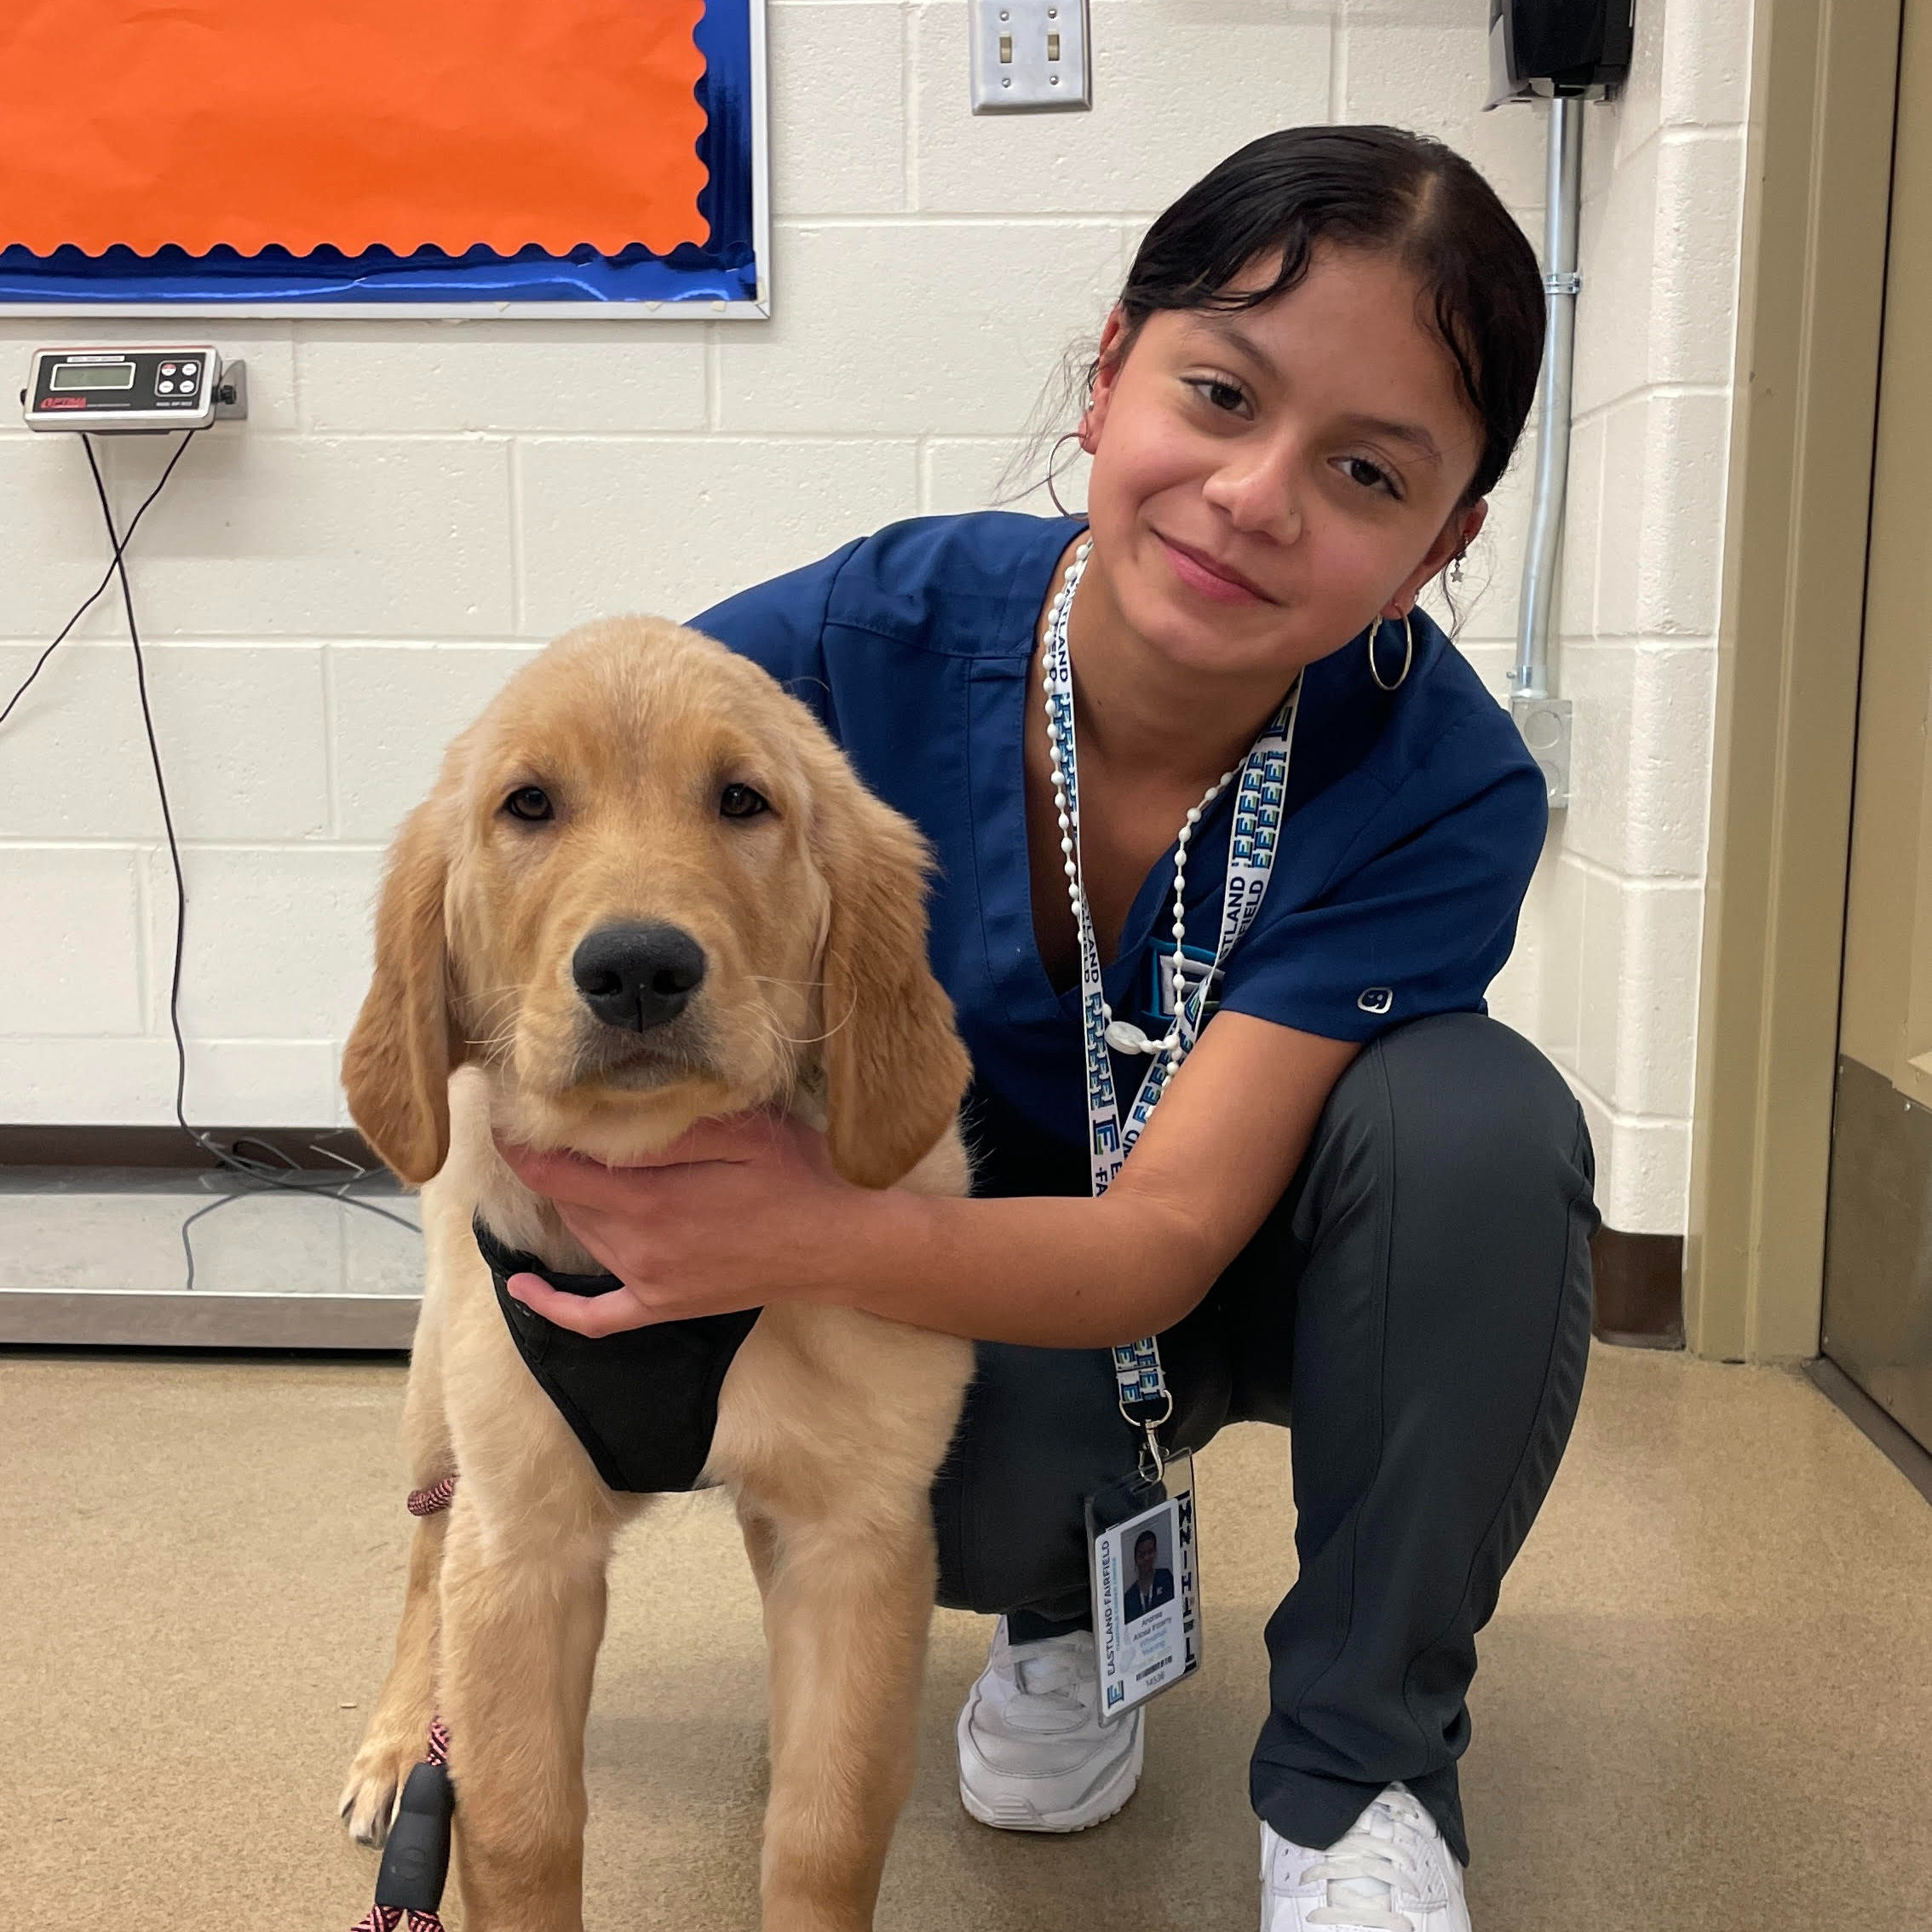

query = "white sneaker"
[955,1617,1144,1831]
[1261,1785,1471,1932]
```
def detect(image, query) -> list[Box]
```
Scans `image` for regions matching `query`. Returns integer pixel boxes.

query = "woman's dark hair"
[1102,125,1545,506]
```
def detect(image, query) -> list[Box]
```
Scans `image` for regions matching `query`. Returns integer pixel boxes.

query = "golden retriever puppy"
[335,615,975,1932]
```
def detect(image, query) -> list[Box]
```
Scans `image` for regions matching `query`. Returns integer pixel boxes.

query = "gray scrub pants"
[930,1013,1598,1866]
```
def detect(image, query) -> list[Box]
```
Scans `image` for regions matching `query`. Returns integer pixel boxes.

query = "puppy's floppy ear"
[812,762,970,1190]
[342,796,465,1186]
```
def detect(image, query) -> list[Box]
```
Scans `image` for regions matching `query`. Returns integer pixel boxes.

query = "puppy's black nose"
[571,923,707,1032]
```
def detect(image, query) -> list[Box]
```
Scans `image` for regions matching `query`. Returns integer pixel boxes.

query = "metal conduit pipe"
[1511,94,1584,808]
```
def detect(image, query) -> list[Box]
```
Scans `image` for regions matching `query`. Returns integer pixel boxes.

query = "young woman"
[499,125,1597,1931]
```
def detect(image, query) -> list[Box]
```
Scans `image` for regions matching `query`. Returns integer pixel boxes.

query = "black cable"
[0,429,200,731]
[12,433,422,1291]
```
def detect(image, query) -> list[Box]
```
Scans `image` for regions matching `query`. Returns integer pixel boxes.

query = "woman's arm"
[857,1013,1360,1343]
[498,1013,1358,1346]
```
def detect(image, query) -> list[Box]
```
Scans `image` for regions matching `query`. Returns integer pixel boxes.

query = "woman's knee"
[1288,1013,1597,1366]
[930,1342,1130,1618]
[1297,1016,1596,1491]
[1325,1011,1596,1218]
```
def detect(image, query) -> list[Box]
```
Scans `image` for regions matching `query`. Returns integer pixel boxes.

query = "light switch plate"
[970,0,1091,112]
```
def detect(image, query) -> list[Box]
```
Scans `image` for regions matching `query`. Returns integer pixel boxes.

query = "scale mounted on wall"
[22,346,247,430]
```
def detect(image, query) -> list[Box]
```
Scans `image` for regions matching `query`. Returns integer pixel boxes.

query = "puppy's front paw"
[338,1732,423,1847]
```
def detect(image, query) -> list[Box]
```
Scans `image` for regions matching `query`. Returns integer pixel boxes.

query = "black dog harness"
[474,1218,761,1493]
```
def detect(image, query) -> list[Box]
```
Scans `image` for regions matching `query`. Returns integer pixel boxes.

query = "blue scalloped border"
[0,0,755,306]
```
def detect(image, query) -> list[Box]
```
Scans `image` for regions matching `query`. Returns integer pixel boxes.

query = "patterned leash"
[349,1477,459,1932]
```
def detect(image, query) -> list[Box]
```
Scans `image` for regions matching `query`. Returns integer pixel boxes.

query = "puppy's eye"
[503,785,555,823]
[719,783,770,819]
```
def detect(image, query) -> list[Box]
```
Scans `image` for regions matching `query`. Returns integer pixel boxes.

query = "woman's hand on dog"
[492,1114,857,1334]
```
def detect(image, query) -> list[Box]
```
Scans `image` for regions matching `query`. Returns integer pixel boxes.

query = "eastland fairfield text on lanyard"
[1041,538,1302,1468]
[1046,538,1299,1723]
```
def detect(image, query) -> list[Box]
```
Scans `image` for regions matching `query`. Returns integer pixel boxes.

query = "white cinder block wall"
[1484,0,1751,1233]
[0,1,1748,1245]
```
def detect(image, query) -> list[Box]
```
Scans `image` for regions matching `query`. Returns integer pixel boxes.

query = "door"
[1820,0,1932,1449]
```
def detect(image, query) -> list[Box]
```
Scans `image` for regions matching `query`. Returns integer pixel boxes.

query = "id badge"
[1084,1448,1201,1725]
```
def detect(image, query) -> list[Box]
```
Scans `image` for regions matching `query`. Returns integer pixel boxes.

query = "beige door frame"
[1686,0,1904,1360]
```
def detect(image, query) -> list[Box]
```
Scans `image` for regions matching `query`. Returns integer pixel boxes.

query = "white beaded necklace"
[1042,538,1238,1063]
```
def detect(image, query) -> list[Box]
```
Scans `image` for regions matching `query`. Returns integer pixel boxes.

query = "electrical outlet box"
[970,0,1091,112]
[1511,693,1573,808]
[21,346,248,433]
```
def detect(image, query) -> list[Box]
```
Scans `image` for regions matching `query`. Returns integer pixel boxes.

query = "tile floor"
[3,1342,1929,1929]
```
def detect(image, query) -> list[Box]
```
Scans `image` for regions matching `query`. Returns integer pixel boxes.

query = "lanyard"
[1042,585,1300,1470]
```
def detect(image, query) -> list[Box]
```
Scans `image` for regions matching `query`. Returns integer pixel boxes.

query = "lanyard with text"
[1043,589,1301,1476]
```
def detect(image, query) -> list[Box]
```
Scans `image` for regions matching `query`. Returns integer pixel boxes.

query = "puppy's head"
[342,616,968,1190]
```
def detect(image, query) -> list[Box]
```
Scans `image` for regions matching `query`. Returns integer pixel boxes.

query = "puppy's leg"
[439,1482,615,1932]
[341,1306,455,1846]
[756,1503,937,1932]
[339,1506,450,1843]
[738,1497,780,1602]
[737,1497,796,1796]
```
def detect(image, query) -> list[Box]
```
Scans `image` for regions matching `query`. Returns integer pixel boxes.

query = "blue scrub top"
[693,511,1546,1199]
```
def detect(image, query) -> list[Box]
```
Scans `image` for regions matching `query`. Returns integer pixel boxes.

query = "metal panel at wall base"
[0,1291,417,1349]
[0,1166,423,1351]
[1821,1055,1932,1454]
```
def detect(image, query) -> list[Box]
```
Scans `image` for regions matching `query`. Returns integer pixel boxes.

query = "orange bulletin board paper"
[0,0,709,259]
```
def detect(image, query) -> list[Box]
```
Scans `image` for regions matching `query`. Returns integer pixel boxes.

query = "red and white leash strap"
[349,1476,458,1932]
[405,1475,457,1518]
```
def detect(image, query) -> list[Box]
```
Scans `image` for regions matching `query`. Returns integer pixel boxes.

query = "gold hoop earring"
[1368,612,1414,692]
[1045,431,1086,518]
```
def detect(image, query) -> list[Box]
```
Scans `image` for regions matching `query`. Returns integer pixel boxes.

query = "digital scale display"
[23,345,226,432]
[50,361,136,391]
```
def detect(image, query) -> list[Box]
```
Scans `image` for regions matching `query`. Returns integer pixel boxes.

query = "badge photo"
[1086,1452,1201,1724]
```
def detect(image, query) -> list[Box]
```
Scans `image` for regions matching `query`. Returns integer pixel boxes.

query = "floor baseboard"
[0,1123,379,1171]
[1591,1225,1685,1350]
